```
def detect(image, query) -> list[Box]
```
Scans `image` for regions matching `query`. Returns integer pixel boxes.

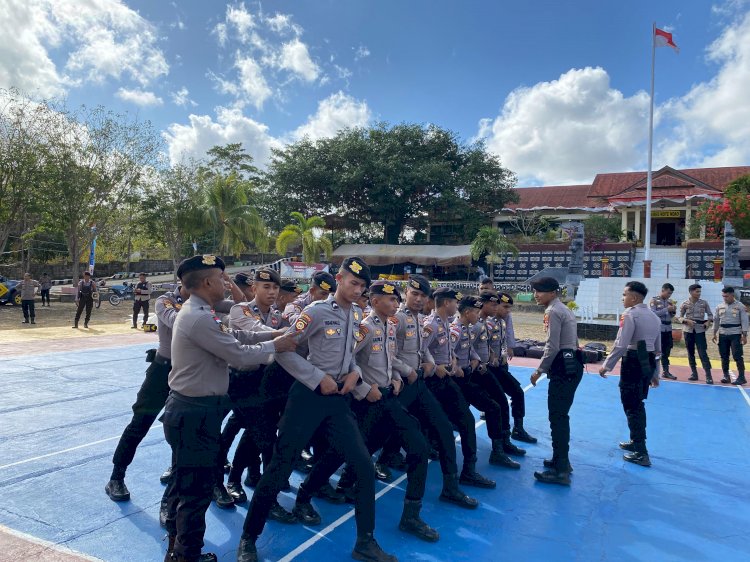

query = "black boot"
[292,500,321,525]
[438,473,479,509]
[619,440,637,452]
[623,451,652,467]
[459,464,496,488]
[501,433,526,456]
[398,499,439,542]
[236,536,258,562]
[312,482,347,504]
[720,373,732,384]
[105,479,130,502]
[688,369,699,381]
[705,370,713,385]
[379,451,407,471]
[533,468,571,486]
[269,499,298,524]
[374,462,392,481]
[159,495,169,528]
[212,484,235,509]
[160,466,173,484]
[244,471,260,488]
[543,458,573,473]
[226,481,247,503]
[732,374,747,385]
[511,418,537,443]
[661,370,677,380]
[164,536,217,562]
[352,532,398,562]
[489,439,521,469]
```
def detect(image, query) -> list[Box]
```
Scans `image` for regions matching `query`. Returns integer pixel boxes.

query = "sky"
[1,0,750,187]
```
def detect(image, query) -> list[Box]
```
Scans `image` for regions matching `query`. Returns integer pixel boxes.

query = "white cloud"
[477,67,649,185]
[355,45,371,60]
[266,13,301,35]
[235,55,273,108]
[277,39,320,82]
[170,86,196,107]
[226,2,256,43]
[660,10,750,167]
[214,22,228,46]
[0,0,168,97]
[116,87,163,106]
[163,105,279,166]
[291,91,371,141]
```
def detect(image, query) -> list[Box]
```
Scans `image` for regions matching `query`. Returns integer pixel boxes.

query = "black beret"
[722,286,735,294]
[407,275,431,296]
[234,272,253,287]
[432,287,459,300]
[479,290,499,303]
[176,255,225,280]
[280,279,302,294]
[530,277,559,292]
[340,256,372,286]
[458,295,483,311]
[312,271,337,293]
[369,280,402,301]
[255,267,280,285]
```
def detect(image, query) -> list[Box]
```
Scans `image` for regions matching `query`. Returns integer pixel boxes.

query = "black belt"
[154,353,171,367]
[626,349,655,358]
[720,324,741,329]
[229,366,264,376]
[170,390,226,406]
[378,385,395,398]
[693,320,706,324]
[661,321,672,325]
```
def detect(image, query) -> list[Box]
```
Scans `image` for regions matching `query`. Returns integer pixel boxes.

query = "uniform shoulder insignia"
[242,305,252,317]
[295,312,313,332]
[163,301,174,309]
[212,315,230,333]
[388,316,398,326]
[423,324,433,334]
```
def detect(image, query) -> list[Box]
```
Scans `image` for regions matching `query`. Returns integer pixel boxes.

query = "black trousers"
[490,362,526,420]
[112,359,171,471]
[74,297,93,324]
[21,299,35,321]
[718,333,745,375]
[40,289,50,305]
[242,382,375,541]
[660,331,673,371]
[133,300,149,326]
[161,392,225,560]
[220,368,265,479]
[684,331,712,371]
[425,376,478,468]
[547,363,583,471]
[620,353,654,445]
[454,371,507,439]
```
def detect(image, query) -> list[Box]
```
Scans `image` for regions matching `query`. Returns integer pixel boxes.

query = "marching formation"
[101,255,745,562]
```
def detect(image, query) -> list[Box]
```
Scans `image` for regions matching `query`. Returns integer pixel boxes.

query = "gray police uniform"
[282,291,314,324]
[540,297,583,472]
[133,279,152,327]
[603,303,661,452]
[486,315,528,427]
[161,294,275,561]
[649,296,676,373]
[242,296,377,543]
[714,300,748,379]
[678,298,713,377]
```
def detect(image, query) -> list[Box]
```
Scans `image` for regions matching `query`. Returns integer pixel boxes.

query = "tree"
[582,215,623,250]
[264,123,517,244]
[470,226,519,281]
[204,173,265,257]
[200,143,259,181]
[275,212,333,264]
[507,210,556,241]
[694,175,750,239]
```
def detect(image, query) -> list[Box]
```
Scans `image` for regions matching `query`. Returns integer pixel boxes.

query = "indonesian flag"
[655,27,679,53]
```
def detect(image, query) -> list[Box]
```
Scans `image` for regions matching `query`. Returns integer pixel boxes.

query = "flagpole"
[644,22,656,264]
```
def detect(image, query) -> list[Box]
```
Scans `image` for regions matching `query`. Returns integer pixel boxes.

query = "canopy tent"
[331,244,473,267]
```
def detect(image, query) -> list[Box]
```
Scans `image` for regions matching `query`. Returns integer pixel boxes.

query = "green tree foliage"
[264,123,517,244]
[470,226,519,281]
[204,173,265,257]
[582,215,623,250]
[693,175,750,239]
[275,212,333,264]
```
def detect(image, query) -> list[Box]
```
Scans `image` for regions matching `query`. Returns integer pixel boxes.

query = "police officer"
[162,255,297,562]
[106,284,189,504]
[599,281,661,467]
[73,271,96,329]
[237,258,397,562]
[132,272,152,329]
[678,283,714,383]
[649,283,678,380]
[276,279,302,320]
[530,277,583,486]
[713,286,748,386]
[282,270,336,324]
[377,275,478,509]
[422,288,496,490]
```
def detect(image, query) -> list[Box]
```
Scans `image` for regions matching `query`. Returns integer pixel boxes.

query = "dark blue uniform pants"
[548,357,583,471]
[425,376,478,468]
[718,333,744,375]
[620,353,654,445]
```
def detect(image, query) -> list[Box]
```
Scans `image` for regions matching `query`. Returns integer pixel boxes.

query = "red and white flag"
[655,27,679,53]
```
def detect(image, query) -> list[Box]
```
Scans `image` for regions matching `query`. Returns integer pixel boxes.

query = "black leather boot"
[438,473,479,509]
[489,439,521,469]
[732,374,747,385]
[688,369,699,381]
[533,468,571,486]
[269,499,297,524]
[720,373,732,384]
[501,433,526,456]
[352,532,398,562]
[543,458,573,473]
[212,484,234,509]
[159,495,169,528]
[398,499,439,542]
[292,500,321,525]
[236,536,258,562]
[619,440,637,452]
[160,466,173,484]
[511,418,537,443]
[705,370,713,384]
[226,481,247,503]
[459,464,496,488]
[105,479,130,502]
[623,451,652,466]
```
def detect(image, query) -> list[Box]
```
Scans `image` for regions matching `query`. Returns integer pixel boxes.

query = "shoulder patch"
[163,301,174,309]
[295,312,313,332]
[388,316,398,326]
[423,325,433,335]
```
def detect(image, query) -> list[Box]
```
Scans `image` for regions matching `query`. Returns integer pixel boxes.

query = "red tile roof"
[507,184,601,210]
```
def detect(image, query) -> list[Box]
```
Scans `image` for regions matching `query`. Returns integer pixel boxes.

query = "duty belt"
[378,385,395,398]
[154,353,171,367]
[693,319,706,324]
[661,321,672,325]
[720,324,741,329]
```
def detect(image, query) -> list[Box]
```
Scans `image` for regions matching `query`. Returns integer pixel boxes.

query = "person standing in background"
[133,273,152,329]
[713,286,748,386]
[39,273,52,307]
[20,273,40,325]
[678,284,714,384]
[649,283,677,380]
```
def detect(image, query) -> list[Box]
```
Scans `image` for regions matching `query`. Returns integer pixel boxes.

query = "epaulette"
[388,316,398,326]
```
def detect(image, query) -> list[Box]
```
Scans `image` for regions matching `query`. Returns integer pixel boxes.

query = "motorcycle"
[108,282,135,306]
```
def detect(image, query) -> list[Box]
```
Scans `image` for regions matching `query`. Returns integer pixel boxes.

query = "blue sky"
[2,0,749,186]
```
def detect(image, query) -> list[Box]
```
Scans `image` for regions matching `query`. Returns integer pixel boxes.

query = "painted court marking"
[739,385,750,408]
[278,374,545,561]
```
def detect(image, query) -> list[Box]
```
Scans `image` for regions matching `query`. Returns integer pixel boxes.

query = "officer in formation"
[73,271,96,329]
[162,255,297,562]
[713,286,748,386]
[677,283,714,383]
[276,279,302,314]
[599,281,661,468]
[530,277,583,486]
[649,283,678,380]
[132,272,153,329]
[281,270,336,323]
[237,257,397,562]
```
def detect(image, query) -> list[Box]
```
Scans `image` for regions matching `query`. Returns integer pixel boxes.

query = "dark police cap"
[312,271,337,293]
[479,290,499,303]
[530,277,559,292]
[498,292,514,304]
[369,280,402,301]
[255,267,281,285]
[234,272,253,286]
[177,254,225,280]
[280,279,302,294]
[458,295,483,311]
[407,275,431,296]
[340,256,372,286]
[432,287,459,300]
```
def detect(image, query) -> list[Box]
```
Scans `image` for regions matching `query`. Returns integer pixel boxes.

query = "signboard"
[651,210,681,218]
[279,261,329,279]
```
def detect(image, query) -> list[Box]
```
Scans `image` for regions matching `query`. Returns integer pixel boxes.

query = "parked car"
[0,275,21,306]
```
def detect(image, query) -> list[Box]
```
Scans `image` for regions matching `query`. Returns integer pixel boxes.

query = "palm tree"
[204,173,265,257]
[276,212,333,264]
[470,225,519,281]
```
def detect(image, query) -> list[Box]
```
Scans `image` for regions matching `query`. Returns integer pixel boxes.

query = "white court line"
[739,385,750,408]
[0,523,104,561]
[278,374,545,561]
[0,423,162,471]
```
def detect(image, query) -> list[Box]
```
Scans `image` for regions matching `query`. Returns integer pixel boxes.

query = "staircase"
[631,248,686,279]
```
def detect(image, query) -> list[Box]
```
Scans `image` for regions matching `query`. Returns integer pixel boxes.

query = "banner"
[280,261,329,279]
[89,226,97,275]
